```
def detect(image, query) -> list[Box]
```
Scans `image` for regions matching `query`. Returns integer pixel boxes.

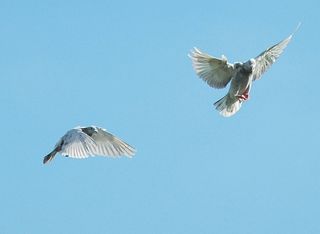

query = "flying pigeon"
[189,24,300,117]
[43,126,136,164]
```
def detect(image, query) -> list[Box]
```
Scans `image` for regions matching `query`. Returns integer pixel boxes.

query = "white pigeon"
[43,126,136,164]
[189,25,300,117]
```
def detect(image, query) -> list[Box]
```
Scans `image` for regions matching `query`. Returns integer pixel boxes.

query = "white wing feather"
[91,127,136,157]
[189,47,235,89]
[60,129,96,158]
[252,22,300,80]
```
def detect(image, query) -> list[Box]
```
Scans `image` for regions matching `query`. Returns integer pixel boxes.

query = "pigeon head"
[243,59,255,73]
[234,62,243,70]
[80,126,97,137]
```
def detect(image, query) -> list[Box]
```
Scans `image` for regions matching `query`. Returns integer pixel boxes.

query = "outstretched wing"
[60,127,135,159]
[60,129,97,159]
[252,30,296,80]
[89,127,136,158]
[189,47,235,89]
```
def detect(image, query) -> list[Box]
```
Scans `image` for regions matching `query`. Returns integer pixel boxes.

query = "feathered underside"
[60,127,136,159]
[43,126,136,164]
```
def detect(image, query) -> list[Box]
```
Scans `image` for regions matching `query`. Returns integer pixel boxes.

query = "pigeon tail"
[43,149,58,164]
[214,94,242,117]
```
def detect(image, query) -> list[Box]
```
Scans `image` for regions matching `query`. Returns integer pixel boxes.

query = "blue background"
[0,0,319,233]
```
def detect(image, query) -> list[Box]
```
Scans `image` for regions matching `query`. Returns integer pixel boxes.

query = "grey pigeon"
[189,24,300,117]
[43,126,135,164]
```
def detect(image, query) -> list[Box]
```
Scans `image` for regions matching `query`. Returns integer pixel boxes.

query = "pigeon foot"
[237,93,249,101]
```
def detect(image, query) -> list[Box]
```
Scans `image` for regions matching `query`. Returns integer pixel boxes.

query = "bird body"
[189,24,300,117]
[214,60,255,116]
[43,126,135,164]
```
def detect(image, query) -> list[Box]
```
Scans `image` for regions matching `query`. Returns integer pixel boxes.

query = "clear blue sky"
[0,0,319,233]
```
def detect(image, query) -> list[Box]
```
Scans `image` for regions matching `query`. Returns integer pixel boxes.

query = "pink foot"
[237,93,249,101]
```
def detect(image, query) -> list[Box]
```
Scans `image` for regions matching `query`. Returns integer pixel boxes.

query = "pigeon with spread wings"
[43,126,136,164]
[189,24,300,117]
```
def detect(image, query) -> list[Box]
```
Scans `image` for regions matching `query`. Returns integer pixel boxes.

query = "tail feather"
[214,94,242,117]
[43,150,58,164]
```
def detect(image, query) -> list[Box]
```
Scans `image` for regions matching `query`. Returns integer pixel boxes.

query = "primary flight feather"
[43,126,136,164]
[189,24,300,117]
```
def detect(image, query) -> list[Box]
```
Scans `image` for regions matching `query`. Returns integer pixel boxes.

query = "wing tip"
[294,22,302,35]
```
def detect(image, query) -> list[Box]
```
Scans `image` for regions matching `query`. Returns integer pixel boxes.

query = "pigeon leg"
[237,87,250,101]
[237,93,249,101]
